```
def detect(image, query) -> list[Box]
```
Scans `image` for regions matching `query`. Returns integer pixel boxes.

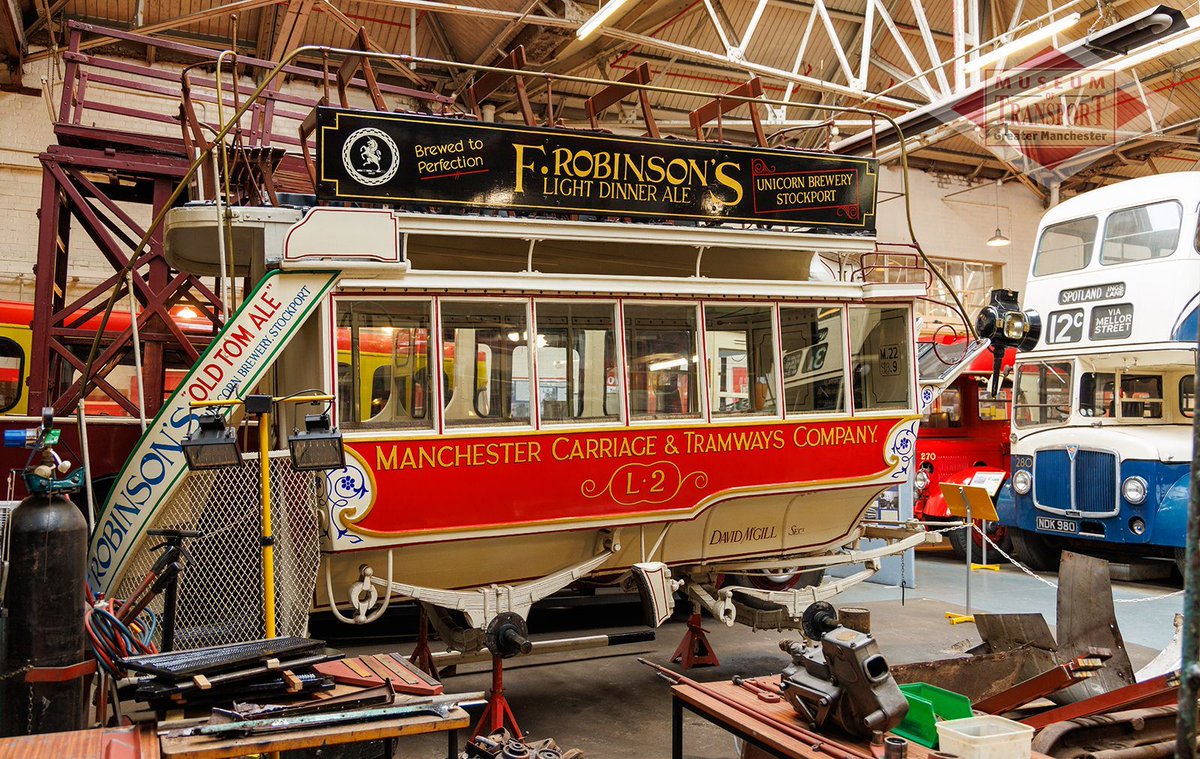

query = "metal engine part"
[485,612,533,659]
[778,601,909,738]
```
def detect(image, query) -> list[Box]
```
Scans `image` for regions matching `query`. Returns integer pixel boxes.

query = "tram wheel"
[1009,528,1062,572]
[947,521,1012,562]
[1175,547,1188,578]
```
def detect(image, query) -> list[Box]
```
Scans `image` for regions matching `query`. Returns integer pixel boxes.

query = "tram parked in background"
[82,52,981,653]
[0,301,194,501]
[995,172,1198,573]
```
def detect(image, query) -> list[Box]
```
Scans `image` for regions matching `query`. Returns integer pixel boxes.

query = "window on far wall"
[865,255,1003,337]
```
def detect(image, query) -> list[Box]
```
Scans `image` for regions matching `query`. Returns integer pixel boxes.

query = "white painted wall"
[876,165,1046,293]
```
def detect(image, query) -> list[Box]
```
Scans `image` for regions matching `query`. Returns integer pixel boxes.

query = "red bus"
[914,338,1015,558]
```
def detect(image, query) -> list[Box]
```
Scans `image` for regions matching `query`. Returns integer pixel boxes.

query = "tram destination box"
[316,108,877,232]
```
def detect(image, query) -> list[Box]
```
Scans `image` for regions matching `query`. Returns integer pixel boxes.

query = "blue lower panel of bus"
[1001,458,1189,550]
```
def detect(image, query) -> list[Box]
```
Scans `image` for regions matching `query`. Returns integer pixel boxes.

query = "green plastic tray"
[893,682,974,748]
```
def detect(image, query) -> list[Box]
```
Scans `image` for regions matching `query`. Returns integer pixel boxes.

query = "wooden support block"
[282,670,303,693]
[191,674,211,691]
[265,658,282,670]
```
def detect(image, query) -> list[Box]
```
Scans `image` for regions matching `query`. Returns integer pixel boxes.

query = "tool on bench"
[640,658,873,759]
[732,675,781,703]
[778,601,909,738]
[210,679,397,722]
[165,690,486,739]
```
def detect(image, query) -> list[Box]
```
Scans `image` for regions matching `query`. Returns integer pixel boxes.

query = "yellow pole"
[259,408,276,639]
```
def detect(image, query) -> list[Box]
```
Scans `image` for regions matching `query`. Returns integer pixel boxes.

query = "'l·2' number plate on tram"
[1036,516,1079,534]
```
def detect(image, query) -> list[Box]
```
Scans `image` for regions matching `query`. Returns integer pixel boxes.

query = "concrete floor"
[342,553,1182,759]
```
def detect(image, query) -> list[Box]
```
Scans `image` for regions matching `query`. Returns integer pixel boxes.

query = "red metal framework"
[29,22,450,420]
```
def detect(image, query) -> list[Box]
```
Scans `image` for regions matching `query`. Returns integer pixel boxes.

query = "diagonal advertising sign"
[87,269,340,594]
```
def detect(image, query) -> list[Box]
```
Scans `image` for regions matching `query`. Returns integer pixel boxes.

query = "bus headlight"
[914,470,930,494]
[1122,476,1148,505]
[1012,469,1032,495]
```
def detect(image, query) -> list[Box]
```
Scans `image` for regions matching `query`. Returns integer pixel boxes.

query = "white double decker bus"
[997,172,1198,572]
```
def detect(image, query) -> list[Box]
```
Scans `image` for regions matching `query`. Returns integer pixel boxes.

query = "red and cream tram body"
[87,90,945,646]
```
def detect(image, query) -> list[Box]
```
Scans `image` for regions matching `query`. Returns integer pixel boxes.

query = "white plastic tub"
[935,714,1034,759]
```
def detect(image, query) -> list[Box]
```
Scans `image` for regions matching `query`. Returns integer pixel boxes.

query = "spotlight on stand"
[288,413,345,471]
[182,413,243,470]
[976,288,1042,396]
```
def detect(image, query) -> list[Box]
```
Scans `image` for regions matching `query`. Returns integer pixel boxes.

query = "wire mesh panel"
[0,501,18,562]
[115,452,321,650]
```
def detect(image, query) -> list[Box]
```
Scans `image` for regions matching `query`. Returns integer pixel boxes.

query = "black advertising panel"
[316,108,877,232]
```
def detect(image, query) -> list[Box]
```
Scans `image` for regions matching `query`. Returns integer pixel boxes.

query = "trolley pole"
[1178,343,1200,758]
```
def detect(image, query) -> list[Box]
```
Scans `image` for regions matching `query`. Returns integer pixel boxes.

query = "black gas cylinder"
[1,491,88,736]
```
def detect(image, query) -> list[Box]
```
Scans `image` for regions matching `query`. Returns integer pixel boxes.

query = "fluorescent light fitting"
[576,0,632,40]
[1104,23,1200,74]
[964,13,1082,73]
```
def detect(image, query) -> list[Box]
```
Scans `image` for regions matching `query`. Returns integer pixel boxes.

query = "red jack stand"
[671,612,720,669]
[472,654,522,739]
[409,607,439,679]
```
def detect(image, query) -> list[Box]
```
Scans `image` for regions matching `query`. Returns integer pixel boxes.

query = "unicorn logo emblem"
[341,127,399,187]
[360,138,383,173]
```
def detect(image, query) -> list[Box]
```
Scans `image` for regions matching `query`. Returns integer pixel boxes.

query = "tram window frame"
[624,301,703,422]
[1100,200,1182,266]
[1033,216,1098,276]
[335,298,434,431]
[703,303,779,419]
[1182,375,1195,418]
[441,298,534,429]
[1013,360,1073,428]
[533,300,623,426]
[848,305,914,414]
[779,305,848,417]
[0,336,23,413]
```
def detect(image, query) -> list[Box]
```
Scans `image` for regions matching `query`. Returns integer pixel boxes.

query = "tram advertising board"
[316,108,877,232]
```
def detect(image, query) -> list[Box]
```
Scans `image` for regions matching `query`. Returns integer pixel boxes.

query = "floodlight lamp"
[182,413,243,470]
[288,413,346,471]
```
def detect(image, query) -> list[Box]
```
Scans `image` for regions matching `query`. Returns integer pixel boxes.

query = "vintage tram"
[83,52,961,652]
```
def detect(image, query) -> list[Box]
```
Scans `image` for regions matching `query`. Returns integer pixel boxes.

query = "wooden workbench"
[671,677,1053,759]
[158,706,471,759]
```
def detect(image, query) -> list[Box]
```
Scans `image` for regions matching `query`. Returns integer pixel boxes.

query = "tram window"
[1033,216,1097,276]
[1182,375,1195,417]
[625,303,700,420]
[922,386,962,428]
[849,306,912,411]
[1101,201,1181,265]
[336,300,433,430]
[978,385,1011,421]
[0,337,22,413]
[1013,361,1072,427]
[442,300,531,427]
[534,302,620,424]
[780,306,845,415]
[705,305,776,417]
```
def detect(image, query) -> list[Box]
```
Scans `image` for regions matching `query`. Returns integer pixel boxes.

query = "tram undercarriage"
[316,489,936,657]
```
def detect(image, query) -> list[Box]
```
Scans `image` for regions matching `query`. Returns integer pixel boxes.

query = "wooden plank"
[159,708,469,759]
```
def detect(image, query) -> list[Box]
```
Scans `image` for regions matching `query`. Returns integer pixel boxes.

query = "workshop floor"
[342,554,1181,759]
